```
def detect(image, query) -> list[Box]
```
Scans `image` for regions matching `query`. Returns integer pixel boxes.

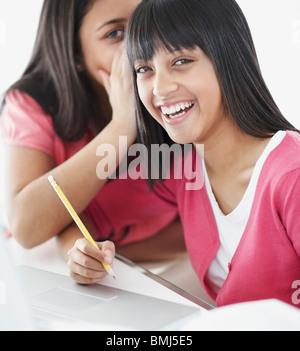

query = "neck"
[194,120,271,176]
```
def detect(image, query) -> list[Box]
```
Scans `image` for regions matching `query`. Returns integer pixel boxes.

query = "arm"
[280,169,300,257]
[4,46,136,249]
[5,121,135,249]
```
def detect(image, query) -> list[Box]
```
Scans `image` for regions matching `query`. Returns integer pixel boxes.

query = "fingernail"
[104,256,112,264]
[104,250,112,264]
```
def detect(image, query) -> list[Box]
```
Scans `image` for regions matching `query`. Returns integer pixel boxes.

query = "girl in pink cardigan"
[126,0,300,307]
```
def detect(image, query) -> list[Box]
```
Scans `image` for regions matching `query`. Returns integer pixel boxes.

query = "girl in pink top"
[0,0,185,285]
[126,0,300,307]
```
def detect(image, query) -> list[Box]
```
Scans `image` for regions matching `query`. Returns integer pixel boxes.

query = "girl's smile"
[159,100,195,118]
[158,100,195,124]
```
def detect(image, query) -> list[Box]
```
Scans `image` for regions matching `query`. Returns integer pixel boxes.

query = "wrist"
[109,118,137,144]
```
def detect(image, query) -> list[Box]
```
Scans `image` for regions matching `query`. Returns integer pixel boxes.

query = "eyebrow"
[133,48,193,63]
[96,18,126,32]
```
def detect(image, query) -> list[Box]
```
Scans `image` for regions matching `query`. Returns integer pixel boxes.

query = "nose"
[153,70,178,98]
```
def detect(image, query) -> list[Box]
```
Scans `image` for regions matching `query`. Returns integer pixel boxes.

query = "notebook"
[19,265,199,330]
[0,226,199,330]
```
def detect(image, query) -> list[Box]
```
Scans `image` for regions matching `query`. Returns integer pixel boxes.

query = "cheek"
[137,80,153,111]
[206,81,223,115]
[81,40,113,75]
[204,71,223,107]
[92,49,111,73]
[137,80,162,124]
[193,74,223,112]
[138,82,161,122]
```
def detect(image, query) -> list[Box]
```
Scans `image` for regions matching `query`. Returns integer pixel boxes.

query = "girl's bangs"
[127,0,200,65]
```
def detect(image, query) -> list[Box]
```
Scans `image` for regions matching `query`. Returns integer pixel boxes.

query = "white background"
[0,0,300,212]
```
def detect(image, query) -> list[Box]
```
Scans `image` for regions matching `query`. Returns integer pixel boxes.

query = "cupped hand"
[98,43,137,139]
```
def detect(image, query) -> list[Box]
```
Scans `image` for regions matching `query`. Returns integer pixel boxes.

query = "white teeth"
[170,106,176,114]
[169,111,186,119]
[160,102,194,118]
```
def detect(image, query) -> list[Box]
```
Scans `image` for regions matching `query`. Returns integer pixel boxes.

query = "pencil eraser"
[48,175,56,186]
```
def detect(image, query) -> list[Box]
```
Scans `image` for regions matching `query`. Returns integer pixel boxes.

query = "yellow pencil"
[48,175,115,279]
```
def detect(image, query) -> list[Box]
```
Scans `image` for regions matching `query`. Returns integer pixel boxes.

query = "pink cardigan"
[157,131,300,308]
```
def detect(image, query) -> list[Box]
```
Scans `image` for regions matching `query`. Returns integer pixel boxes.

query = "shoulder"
[2,89,54,130]
[281,131,300,156]
[265,131,300,175]
[1,89,55,156]
[3,77,57,117]
[259,131,300,201]
[4,89,45,114]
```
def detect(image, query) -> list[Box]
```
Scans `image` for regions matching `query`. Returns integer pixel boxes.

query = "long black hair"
[1,0,111,141]
[127,0,298,156]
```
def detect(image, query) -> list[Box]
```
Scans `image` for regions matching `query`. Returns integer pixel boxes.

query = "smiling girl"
[127,0,300,307]
[0,0,185,284]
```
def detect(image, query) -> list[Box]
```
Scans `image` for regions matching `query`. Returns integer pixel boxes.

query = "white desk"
[7,237,212,309]
[7,237,211,308]
[6,237,300,331]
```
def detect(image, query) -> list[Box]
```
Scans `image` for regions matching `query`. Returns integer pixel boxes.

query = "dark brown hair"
[2,0,111,141]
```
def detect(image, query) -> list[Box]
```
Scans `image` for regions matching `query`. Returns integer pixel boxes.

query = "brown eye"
[174,58,193,66]
[136,66,152,74]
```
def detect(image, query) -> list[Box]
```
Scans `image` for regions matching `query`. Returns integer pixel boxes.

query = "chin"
[168,133,193,145]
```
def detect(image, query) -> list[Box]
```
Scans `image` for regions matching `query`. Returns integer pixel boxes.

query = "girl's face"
[79,0,140,88]
[135,46,228,145]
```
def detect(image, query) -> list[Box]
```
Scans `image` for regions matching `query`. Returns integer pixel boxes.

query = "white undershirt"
[204,131,286,294]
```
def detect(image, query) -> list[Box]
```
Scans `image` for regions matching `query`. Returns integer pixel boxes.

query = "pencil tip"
[113,275,116,280]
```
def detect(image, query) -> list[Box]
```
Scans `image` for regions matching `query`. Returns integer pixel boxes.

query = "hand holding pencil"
[48,176,116,283]
[67,238,116,285]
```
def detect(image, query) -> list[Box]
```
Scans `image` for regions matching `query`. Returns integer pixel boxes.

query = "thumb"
[98,240,115,264]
